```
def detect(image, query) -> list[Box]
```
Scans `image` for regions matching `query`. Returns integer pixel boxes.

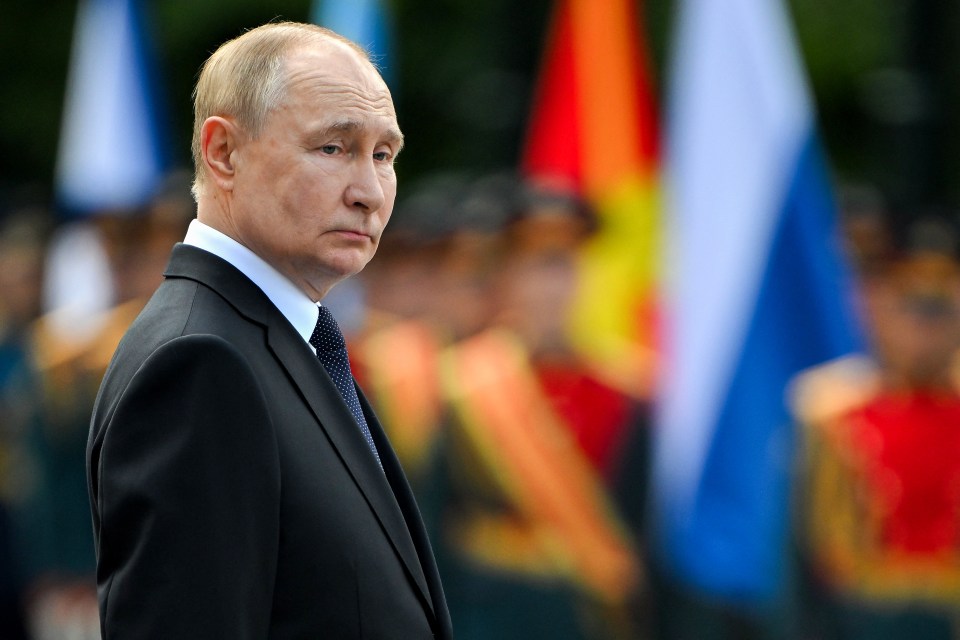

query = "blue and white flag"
[312,0,395,86]
[652,0,863,603]
[55,0,167,215]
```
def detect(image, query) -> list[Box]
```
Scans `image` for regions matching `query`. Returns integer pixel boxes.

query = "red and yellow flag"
[522,0,660,395]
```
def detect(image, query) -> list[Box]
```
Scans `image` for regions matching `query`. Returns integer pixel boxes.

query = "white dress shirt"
[182,219,319,347]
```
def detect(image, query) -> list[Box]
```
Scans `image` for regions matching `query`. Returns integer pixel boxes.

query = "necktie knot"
[310,305,346,353]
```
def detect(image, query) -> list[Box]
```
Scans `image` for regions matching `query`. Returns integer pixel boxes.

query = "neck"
[196,193,240,243]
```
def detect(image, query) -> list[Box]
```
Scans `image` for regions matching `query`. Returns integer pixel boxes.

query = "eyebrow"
[323,119,405,150]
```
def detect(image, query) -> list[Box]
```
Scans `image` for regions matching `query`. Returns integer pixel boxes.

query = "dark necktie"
[310,305,382,468]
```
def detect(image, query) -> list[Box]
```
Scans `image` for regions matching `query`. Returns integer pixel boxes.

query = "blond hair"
[190,22,370,200]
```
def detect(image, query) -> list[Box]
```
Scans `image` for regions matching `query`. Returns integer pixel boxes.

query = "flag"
[312,0,395,87]
[522,0,660,391]
[652,0,863,603]
[55,0,167,215]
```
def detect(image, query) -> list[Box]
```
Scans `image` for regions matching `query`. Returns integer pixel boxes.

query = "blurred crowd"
[1,169,960,640]
[0,171,195,640]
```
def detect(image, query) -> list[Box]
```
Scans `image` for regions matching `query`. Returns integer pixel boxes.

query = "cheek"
[381,172,398,203]
[375,197,397,233]
[272,179,326,233]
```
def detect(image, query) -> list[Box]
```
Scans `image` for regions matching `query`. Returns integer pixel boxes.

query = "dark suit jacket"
[86,244,452,639]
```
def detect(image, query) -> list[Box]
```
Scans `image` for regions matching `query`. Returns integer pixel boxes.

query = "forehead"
[279,43,398,128]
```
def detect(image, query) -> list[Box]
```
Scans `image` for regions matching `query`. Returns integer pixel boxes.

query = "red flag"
[522,0,660,395]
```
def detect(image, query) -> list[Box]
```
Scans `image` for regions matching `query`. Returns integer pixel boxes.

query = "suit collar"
[182,222,318,343]
[164,243,276,327]
[163,244,435,619]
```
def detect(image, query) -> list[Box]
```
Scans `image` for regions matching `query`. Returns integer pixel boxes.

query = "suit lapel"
[360,387,450,634]
[163,245,434,618]
[265,323,434,615]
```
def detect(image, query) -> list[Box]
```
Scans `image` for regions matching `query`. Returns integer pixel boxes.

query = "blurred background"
[3,1,960,214]
[1,0,960,638]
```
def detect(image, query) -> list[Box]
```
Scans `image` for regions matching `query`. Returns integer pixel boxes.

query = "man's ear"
[201,116,241,192]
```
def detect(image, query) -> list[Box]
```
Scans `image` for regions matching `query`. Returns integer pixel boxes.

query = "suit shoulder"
[121,277,258,356]
[91,332,263,444]
[94,280,261,429]
[130,334,259,399]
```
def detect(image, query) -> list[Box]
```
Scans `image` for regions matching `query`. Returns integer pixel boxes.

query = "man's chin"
[321,255,374,283]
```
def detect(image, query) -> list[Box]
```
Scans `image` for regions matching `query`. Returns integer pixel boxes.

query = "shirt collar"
[183,219,319,345]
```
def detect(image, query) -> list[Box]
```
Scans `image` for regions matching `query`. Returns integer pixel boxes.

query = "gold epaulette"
[787,354,881,427]
[31,298,146,380]
[580,338,657,402]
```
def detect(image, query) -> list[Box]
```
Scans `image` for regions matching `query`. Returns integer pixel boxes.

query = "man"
[86,22,452,639]
[792,217,960,639]
[436,180,644,640]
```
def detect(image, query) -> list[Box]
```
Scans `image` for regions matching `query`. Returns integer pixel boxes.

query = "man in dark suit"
[86,22,452,638]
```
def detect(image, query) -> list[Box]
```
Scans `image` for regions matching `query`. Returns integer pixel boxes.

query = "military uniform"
[793,354,960,639]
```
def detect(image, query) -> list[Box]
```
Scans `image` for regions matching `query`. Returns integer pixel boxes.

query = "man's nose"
[344,157,386,212]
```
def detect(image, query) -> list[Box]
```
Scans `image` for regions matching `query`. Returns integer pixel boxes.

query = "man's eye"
[373,151,391,162]
[320,145,339,154]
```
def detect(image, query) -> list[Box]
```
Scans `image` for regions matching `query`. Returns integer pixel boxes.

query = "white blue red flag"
[653,0,863,603]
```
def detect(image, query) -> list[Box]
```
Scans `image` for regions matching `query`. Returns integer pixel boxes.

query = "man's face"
[229,43,402,300]
[867,255,960,386]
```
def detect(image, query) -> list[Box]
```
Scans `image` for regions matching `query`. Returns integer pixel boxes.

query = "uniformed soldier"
[792,216,960,640]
